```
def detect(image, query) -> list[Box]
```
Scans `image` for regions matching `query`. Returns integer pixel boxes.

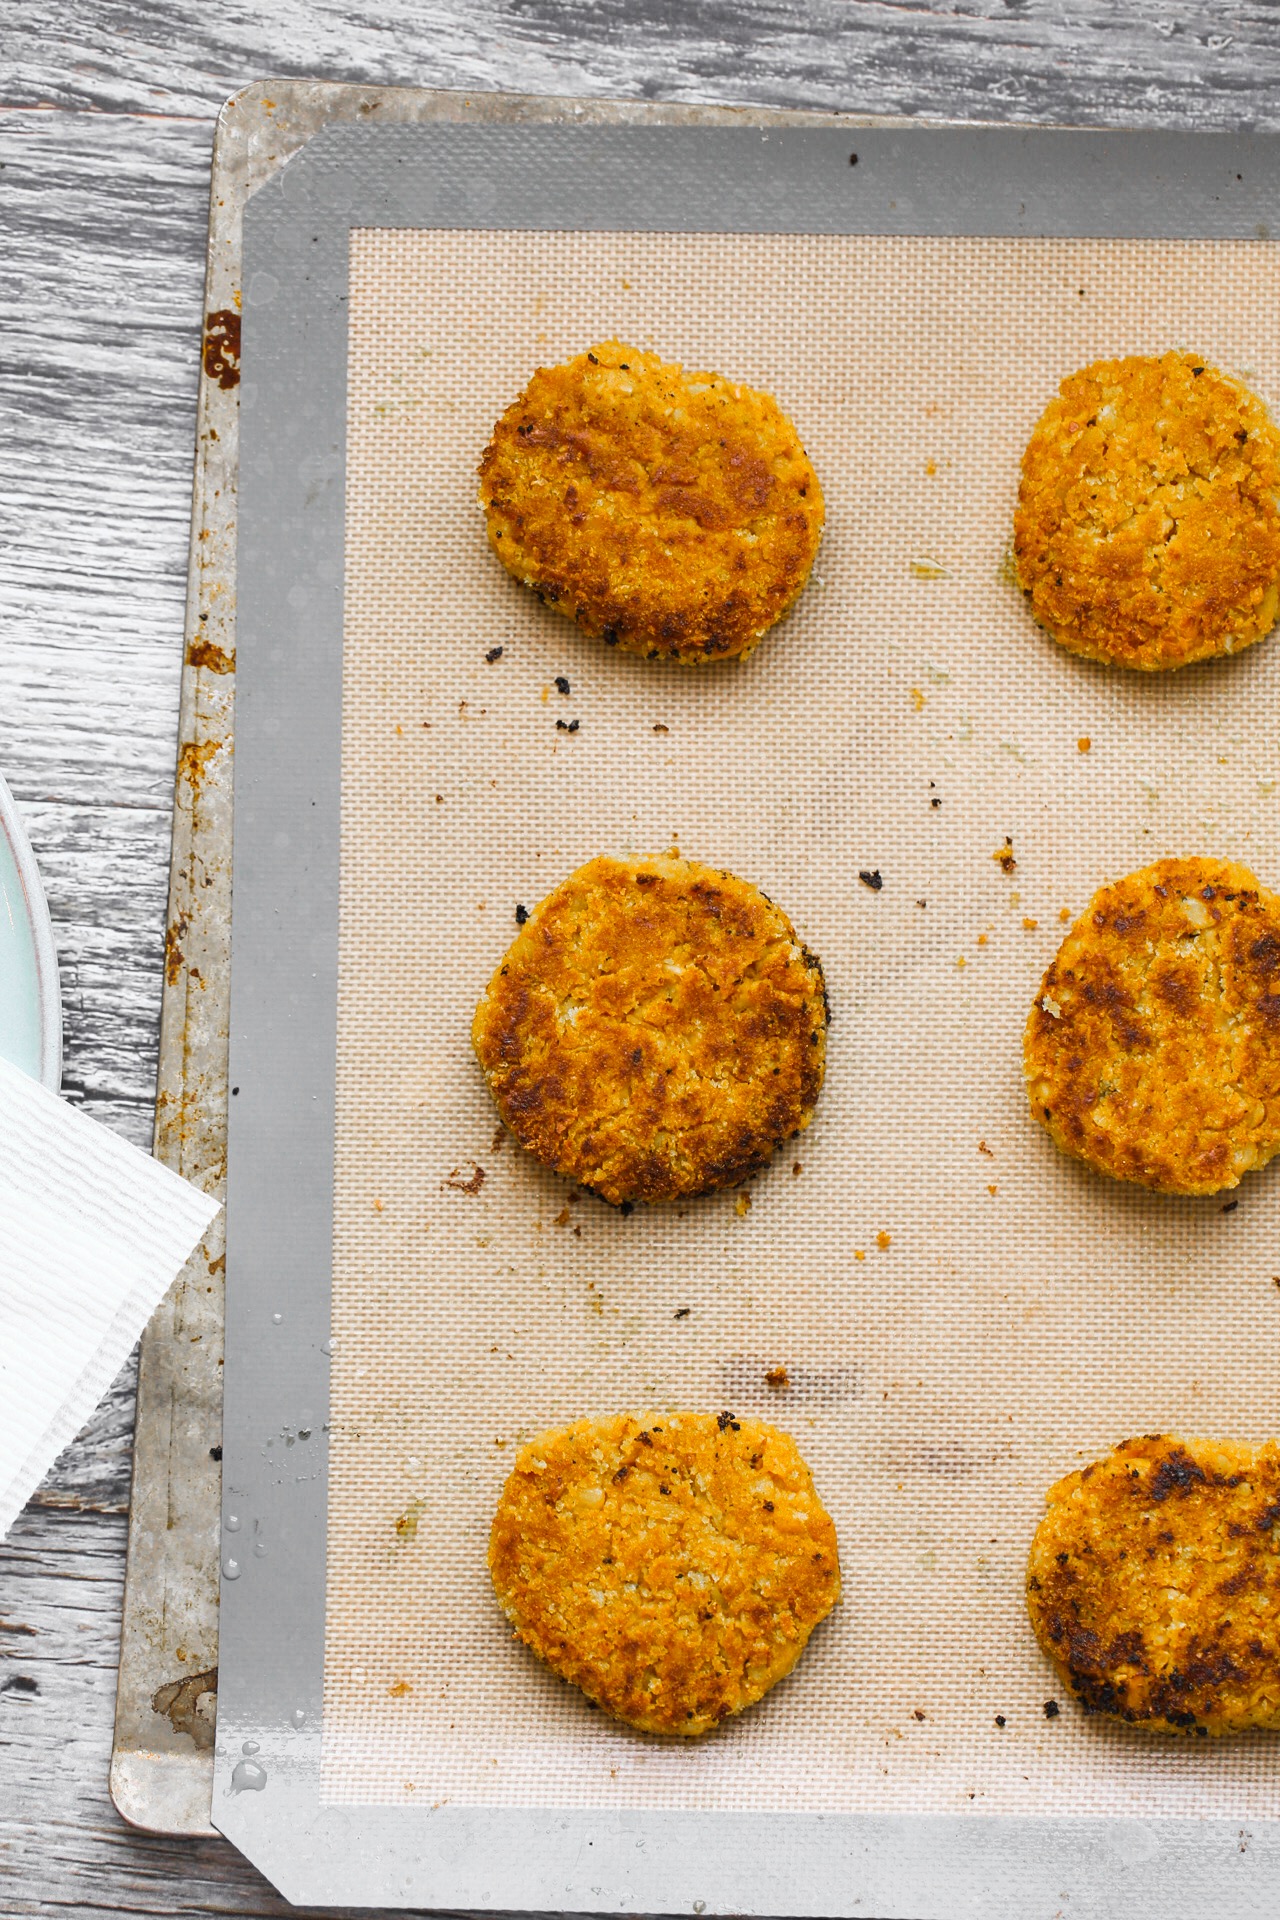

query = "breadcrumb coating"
[489,1412,841,1736]
[1024,856,1280,1194]
[478,340,824,663]
[1014,352,1280,670]
[472,853,827,1206]
[1027,1435,1280,1735]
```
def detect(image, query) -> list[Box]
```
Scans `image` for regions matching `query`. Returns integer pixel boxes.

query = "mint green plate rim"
[0,770,63,1092]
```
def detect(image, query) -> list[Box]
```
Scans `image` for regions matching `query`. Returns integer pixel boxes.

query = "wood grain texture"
[3,3,1279,1911]
[7,0,1280,129]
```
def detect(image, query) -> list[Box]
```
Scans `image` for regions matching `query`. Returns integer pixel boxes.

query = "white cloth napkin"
[0,1054,220,1538]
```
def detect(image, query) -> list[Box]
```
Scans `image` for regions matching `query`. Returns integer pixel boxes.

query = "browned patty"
[1014,352,1280,670]
[1027,1435,1280,1734]
[478,339,824,663]
[471,853,827,1206]
[1024,856,1280,1194]
[489,1411,841,1736]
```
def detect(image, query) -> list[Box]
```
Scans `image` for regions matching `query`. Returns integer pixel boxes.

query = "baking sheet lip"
[219,109,1280,1913]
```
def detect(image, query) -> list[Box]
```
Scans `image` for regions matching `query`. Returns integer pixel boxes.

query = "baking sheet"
[215,119,1280,1914]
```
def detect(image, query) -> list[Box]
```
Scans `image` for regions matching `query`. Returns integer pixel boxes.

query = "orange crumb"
[993,837,1016,875]
[855,1249,866,1261]
[987,1183,998,1196]
[910,687,926,711]
[956,956,967,969]
[373,1197,384,1212]
[1059,907,1071,923]
[876,1231,892,1251]
[555,1206,571,1227]
[1077,737,1091,753]
[925,459,937,477]
[1023,916,1039,930]
[735,1193,752,1217]
[389,1680,413,1697]
[978,934,988,947]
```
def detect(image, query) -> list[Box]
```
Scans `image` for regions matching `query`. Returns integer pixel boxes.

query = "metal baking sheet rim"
[215,106,1280,1916]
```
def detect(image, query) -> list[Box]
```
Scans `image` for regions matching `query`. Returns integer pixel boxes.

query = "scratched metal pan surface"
[207,103,1280,1914]
[107,81,902,1843]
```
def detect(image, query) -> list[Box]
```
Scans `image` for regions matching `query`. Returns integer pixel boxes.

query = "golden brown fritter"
[489,1411,841,1736]
[1024,856,1280,1194]
[1014,352,1280,670]
[478,340,824,664]
[1027,1435,1280,1735]
[472,853,827,1206]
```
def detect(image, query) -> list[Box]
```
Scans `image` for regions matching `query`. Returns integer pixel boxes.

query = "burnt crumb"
[587,352,599,364]
[1192,365,1205,375]
[555,718,580,733]
[485,646,504,663]
[231,1087,239,1096]
[994,837,1017,875]
[931,795,942,809]
[674,1307,692,1319]
[717,1410,741,1432]
[209,1445,223,1461]
[3,1675,38,1695]
[554,675,571,695]
[994,1714,1006,1727]
[1043,1699,1060,1718]
[444,1162,486,1196]
[1148,1449,1209,1502]
[912,1708,926,1722]
[763,1499,775,1511]
[1222,1200,1239,1213]
[652,722,669,734]
[636,1430,654,1447]
[849,152,859,165]
[765,1365,790,1389]
[515,904,529,925]
[859,870,883,892]
[619,1200,634,1216]
[917,899,927,909]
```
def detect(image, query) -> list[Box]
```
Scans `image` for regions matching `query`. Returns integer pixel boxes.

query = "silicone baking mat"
[217,117,1280,1914]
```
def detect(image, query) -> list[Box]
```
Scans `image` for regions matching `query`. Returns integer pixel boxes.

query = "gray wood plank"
[3,6,1280,1910]
[6,0,1280,129]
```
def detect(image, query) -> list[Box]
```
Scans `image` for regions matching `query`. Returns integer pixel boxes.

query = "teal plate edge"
[0,770,63,1092]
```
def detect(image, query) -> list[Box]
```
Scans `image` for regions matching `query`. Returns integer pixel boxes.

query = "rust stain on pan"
[202,309,241,390]
[151,1667,219,1751]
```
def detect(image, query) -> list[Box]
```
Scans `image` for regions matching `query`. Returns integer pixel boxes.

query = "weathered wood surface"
[3,2,1279,1911]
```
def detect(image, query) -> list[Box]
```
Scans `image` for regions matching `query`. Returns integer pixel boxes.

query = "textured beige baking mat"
[323,228,1280,1818]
